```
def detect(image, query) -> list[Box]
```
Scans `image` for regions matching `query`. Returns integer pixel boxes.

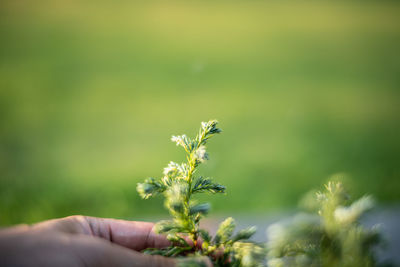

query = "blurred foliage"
[1,0,400,225]
[266,181,389,267]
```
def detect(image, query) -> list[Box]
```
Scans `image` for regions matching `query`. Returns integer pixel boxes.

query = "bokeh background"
[1,0,400,225]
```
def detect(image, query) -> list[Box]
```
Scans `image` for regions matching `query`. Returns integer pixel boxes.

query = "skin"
[0,216,211,267]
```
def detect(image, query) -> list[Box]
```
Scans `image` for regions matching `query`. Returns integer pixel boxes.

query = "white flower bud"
[194,145,209,163]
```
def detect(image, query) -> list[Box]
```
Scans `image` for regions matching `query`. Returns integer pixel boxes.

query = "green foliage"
[215,217,236,245]
[137,177,167,199]
[266,181,387,267]
[137,120,265,266]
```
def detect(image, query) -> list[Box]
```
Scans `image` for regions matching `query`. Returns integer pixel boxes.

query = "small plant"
[266,181,387,267]
[137,120,265,267]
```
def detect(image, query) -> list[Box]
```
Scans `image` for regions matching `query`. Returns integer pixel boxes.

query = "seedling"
[137,120,265,267]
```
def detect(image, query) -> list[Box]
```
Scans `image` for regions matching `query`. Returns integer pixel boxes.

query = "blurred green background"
[1,0,400,225]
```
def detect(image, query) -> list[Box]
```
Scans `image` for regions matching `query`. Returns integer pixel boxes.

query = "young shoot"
[137,120,265,267]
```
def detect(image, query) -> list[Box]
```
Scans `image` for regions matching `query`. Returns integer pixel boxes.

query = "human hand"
[0,216,211,267]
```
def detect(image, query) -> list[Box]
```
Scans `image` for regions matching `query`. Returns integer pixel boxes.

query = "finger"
[70,235,177,267]
[72,235,213,267]
[84,216,173,250]
[36,216,171,251]
[84,217,205,251]
[32,216,88,234]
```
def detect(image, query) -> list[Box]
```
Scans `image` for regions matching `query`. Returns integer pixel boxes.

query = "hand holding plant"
[137,120,265,267]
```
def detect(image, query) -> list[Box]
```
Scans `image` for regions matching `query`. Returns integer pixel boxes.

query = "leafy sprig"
[137,120,265,266]
[266,181,386,267]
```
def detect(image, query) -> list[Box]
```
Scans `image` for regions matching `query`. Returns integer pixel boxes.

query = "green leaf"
[192,177,225,194]
[177,256,210,267]
[232,226,257,242]
[165,246,192,257]
[189,203,210,216]
[215,217,236,244]
[232,242,266,267]
[142,248,167,255]
[201,120,222,135]
[168,201,185,214]
[198,229,211,243]
[197,120,222,146]
[136,177,166,199]
[167,233,190,247]
[165,183,189,215]
[154,220,186,234]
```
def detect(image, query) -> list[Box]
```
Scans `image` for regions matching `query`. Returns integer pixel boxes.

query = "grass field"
[1,1,400,225]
